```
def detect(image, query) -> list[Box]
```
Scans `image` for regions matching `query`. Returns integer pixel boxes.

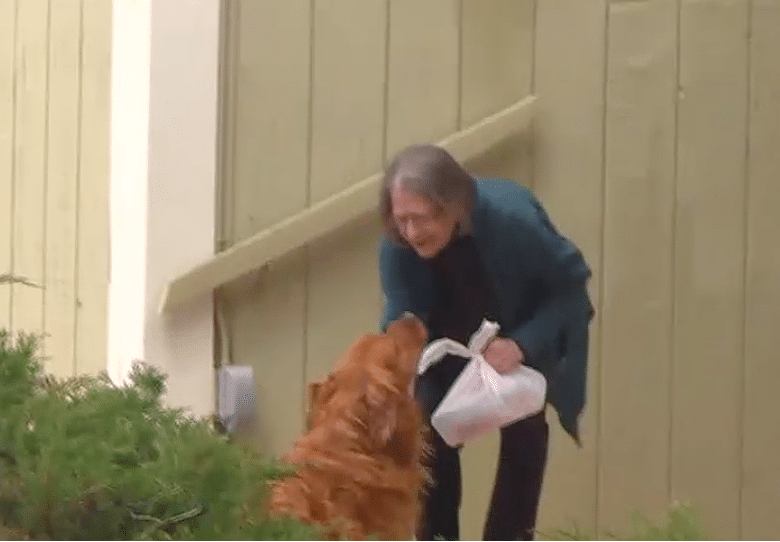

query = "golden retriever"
[268,314,431,540]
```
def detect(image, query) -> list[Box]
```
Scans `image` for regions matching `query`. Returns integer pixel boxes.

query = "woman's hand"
[482,337,524,375]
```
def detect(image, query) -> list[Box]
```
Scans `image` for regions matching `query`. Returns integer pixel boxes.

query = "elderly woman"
[378,144,593,541]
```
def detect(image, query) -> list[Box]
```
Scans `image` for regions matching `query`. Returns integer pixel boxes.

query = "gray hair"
[379,144,477,247]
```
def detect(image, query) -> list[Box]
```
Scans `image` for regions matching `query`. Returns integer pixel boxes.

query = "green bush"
[0,329,321,541]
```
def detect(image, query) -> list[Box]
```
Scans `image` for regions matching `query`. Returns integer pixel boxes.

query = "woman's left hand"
[482,337,524,375]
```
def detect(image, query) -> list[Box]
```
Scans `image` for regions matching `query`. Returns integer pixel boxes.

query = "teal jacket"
[379,178,593,444]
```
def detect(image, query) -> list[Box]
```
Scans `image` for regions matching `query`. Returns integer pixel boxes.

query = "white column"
[108,0,218,417]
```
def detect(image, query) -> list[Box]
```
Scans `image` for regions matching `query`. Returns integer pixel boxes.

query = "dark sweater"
[414,233,502,418]
[426,234,502,345]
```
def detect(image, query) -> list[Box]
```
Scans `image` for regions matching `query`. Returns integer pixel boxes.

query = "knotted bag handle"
[417,320,504,395]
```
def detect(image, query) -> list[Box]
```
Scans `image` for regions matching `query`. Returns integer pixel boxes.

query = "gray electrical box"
[217,365,256,434]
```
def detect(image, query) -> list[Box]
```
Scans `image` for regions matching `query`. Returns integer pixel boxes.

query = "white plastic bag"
[417,319,547,448]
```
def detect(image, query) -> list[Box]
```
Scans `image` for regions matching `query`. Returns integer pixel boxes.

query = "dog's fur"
[268,315,431,540]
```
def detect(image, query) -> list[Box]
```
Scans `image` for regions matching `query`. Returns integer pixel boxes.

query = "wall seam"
[737,0,754,538]
[212,0,236,413]
[41,0,52,361]
[378,0,391,325]
[456,0,464,131]
[380,0,390,168]
[595,0,610,533]
[9,0,19,332]
[530,0,537,96]
[227,0,240,250]
[667,0,682,510]
[72,0,85,375]
[225,0,241,375]
[214,0,229,256]
[529,0,538,193]
[301,0,316,420]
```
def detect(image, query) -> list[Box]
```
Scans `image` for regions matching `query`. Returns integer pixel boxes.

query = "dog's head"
[384,312,428,383]
[304,314,428,454]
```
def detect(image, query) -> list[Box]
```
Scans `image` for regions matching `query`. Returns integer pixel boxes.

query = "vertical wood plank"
[598,0,678,531]
[230,1,311,240]
[673,0,749,538]
[742,1,780,539]
[305,214,384,383]
[0,0,16,328]
[220,0,311,457]
[460,0,533,128]
[385,0,459,159]
[12,0,48,337]
[459,0,535,203]
[76,0,111,376]
[309,0,386,204]
[458,1,535,538]
[533,0,606,535]
[306,0,386,388]
[44,0,80,377]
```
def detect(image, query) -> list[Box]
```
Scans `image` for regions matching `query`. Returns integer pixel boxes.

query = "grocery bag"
[417,319,547,447]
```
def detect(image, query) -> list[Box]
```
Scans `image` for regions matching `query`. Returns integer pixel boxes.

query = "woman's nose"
[406,221,422,242]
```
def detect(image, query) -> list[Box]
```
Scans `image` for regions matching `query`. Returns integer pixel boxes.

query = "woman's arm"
[378,237,433,332]
[504,198,592,374]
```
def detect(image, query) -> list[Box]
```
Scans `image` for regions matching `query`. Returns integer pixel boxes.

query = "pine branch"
[131,505,205,539]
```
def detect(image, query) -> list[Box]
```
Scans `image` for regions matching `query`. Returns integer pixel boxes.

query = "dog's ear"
[366,388,398,449]
[366,388,421,465]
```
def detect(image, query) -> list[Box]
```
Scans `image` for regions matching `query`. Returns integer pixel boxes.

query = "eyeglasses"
[393,212,439,232]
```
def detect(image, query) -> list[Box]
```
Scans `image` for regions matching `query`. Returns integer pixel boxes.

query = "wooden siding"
[220,0,780,539]
[535,0,780,539]
[0,0,110,378]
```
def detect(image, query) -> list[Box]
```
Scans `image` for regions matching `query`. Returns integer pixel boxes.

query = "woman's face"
[390,185,459,259]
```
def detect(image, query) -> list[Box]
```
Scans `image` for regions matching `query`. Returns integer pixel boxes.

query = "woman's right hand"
[482,337,524,375]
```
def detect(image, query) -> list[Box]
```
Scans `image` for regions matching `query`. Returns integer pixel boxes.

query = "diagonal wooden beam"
[158,95,536,314]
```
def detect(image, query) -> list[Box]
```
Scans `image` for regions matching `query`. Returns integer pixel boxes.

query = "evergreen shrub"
[0,329,320,541]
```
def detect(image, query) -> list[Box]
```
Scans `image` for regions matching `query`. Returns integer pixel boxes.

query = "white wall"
[108,0,219,417]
